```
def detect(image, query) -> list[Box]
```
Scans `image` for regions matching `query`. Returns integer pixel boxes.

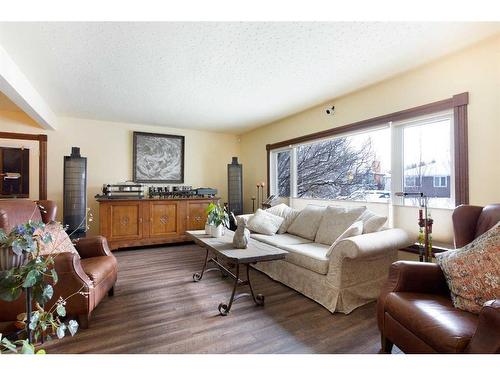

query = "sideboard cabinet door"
[187,201,210,230]
[108,202,143,241]
[149,201,179,237]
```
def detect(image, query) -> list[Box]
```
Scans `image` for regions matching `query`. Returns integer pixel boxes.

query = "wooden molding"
[266,93,469,206]
[0,131,48,200]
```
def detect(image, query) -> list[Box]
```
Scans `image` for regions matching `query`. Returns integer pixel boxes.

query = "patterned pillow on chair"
[436,221,500,314]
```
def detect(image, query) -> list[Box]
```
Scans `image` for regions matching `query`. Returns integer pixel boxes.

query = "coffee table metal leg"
[193,247,210,282]
[247,264,265,306]
[218,264,240,316]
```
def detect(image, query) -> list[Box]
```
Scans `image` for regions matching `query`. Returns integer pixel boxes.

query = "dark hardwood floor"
[43,244,398,354]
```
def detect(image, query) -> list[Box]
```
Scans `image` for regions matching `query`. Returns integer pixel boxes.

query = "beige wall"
[0,111,239,235]
[240,34,500,244]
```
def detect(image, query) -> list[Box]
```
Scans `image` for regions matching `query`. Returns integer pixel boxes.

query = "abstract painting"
[133,132,185,183]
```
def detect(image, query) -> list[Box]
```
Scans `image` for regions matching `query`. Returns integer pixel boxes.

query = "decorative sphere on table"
[232,216,250,249]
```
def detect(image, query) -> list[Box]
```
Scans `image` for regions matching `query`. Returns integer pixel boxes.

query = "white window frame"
[433,176,448,188]
[391,110,454,207]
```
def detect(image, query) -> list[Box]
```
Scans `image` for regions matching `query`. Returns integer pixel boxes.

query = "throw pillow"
[286,205,326,241]
[38,222,79,256]
[326,220,363,256]
[265,203,300,234]
[246,209,284,236]
[314,206,366,245]
[436,222,500,314]
[358,209,387,233]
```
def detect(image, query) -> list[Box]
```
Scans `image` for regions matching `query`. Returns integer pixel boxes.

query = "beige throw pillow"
[265,203,300,234]
[286,205,326,241]
[358,209,387,233]
[38,222,79,256]
[246,209,284,236]
[436,222,500,314]
[314,206,366,245]
[326,220,363,256]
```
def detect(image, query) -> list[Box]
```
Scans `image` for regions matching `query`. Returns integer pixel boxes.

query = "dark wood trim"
[266,148,270,196]
[132,131,185,183]
[266,93,469,206]
[0,131,47,200]
[453,93,469,205]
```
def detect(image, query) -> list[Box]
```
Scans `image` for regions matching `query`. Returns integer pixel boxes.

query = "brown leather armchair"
[0,199,117,329]
[377,204,500,354]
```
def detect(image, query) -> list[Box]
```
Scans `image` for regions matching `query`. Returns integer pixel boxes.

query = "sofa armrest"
[331,228,413,260]
[74,236,112,258]
[377,261,450,332]
[466,299,500,353]
[36,200,57,223]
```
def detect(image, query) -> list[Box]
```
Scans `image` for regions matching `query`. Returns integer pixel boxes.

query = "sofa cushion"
[250,233,312,247]
[265,203,300,234]
[326,220,363,256]
[436,221,500,314]
[279,242,330,275]
[246,209,284,235]
[315,206,366,245]
[385,292,477,353]
[358,209,387,234]
[286,205,326,241]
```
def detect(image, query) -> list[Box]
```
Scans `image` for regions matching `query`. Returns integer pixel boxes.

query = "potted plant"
[205,202,229,238]
[0,205,88,354]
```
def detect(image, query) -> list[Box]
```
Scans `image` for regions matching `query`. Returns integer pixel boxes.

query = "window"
[434,176,447,188]
[404,176,420,188]
[271,127,390,203]
[270,110,456,209]
[393,112,453,208]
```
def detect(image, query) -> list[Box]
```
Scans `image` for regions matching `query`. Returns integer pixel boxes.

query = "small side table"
[401,241,454,262]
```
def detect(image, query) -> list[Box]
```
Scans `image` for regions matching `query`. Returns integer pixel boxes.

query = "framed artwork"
[133,131,185,183]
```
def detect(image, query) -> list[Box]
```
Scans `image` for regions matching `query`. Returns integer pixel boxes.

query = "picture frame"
[133,131,185,183]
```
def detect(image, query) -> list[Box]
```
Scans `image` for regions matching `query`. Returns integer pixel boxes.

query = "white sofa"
[240,206,413,314]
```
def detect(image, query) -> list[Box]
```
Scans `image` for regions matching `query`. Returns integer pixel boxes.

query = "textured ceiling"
[0,22,499,133]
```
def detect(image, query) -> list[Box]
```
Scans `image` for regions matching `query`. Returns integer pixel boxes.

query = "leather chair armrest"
[36,200,58,223]
[74,236,113,258]
[452,205,483,248]
[377,261,449,331]
[466,299,500,353]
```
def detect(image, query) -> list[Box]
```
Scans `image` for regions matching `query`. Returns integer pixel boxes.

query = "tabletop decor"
[205,202,229,238]
[133,131,185,183]
[232,215,250,249]
[396,191,433,262]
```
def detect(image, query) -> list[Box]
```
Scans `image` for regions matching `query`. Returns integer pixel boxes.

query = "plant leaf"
[56,303,66,317]
[56,323,66,339]
[42,284,53,301]
[22,269,40,288]
[68,320,79,336]
[51,269,58,284]
[20,340,35,354]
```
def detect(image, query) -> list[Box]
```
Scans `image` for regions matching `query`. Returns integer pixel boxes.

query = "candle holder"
[396,191,434,262]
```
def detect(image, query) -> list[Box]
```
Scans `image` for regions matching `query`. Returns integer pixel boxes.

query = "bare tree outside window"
[277,151,290,197]
[275,128,390,202]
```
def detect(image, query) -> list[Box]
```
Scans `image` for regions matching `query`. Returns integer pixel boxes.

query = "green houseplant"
[0,205,87,354]
[205,202,229,238]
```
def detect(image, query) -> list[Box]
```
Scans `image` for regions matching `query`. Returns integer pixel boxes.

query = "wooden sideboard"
[97,197,218,250]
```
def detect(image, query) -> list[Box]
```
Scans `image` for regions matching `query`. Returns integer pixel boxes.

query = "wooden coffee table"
[187,230,287,315]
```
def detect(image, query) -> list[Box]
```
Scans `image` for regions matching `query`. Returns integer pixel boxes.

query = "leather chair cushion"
[385,292,478,353]
[81,256,117,286]
[0,199,43,232]
[475,204,500,238]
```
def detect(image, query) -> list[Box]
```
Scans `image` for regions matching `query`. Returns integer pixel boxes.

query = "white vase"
[211,225,224,238]
[0,247,26,271]
[205,223,212,235]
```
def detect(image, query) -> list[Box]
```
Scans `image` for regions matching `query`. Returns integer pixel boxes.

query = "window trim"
[266,92,469,206]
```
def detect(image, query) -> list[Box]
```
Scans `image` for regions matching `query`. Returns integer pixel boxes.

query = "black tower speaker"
[63,147,87,239]
[227,156,243,216]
